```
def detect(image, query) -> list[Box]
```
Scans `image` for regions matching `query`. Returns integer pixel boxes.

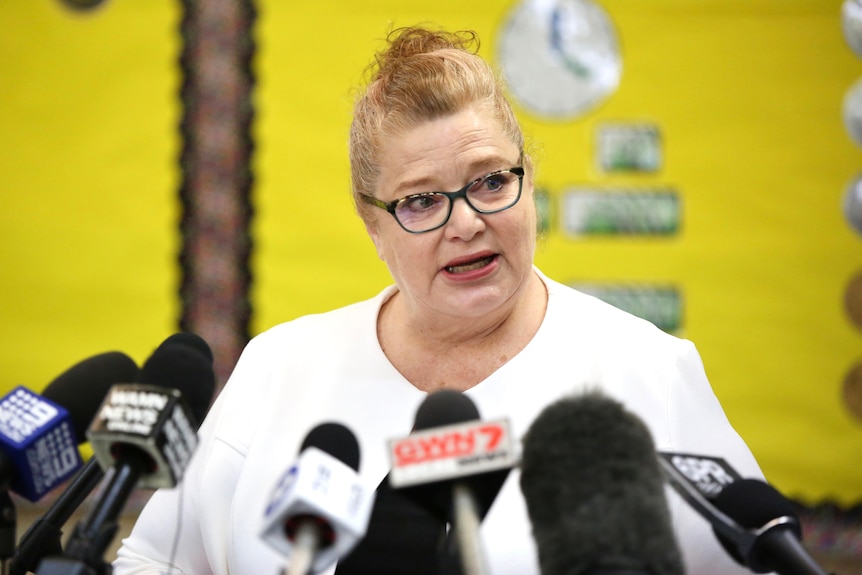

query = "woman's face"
[366,104,537,323]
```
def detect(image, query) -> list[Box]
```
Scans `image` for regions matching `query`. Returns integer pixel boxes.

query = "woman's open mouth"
[444,254,497,274]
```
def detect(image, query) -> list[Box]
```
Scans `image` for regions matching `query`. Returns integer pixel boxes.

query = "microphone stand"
[451,483,488,575]
[0,489,16,575]
[37,451,149,575]
[10,459,105,575]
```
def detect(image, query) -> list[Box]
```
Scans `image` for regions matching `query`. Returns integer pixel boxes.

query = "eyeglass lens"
[395,170,522,232]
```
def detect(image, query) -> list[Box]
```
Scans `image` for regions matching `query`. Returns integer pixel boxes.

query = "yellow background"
[1,0,860,506]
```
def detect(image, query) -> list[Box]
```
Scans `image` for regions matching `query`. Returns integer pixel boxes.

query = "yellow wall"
[0,3,180,382]
[2,0,860,506]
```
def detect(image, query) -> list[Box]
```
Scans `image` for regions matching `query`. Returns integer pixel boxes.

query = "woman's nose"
[443,197,485,240]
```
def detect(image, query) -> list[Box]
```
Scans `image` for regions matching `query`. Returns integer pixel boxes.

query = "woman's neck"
[377,271,548,392]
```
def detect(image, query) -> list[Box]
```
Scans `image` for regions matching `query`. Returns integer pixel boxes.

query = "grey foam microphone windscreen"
[520,391,684,575]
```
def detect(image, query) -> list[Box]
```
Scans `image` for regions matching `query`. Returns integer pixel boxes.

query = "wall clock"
[497,0,622,120]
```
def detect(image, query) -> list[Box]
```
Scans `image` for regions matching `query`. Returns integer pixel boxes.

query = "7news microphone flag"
[387,390,517,575]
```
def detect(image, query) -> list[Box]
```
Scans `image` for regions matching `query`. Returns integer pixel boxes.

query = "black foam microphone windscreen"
[153,331,214,362]
[299,422,361,471]
[41,351,140,440]
[712,479,829,575]
[713,479,800,567]
[138,335,215,426]
[520,391,684,575]
[412,389,480,430]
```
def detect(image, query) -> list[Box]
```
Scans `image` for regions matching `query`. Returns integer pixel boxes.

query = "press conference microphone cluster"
[658,452,831,575]
[7,351,140,575]
[260,422,376,575]
[387,390,517,575]
[0,350,138,575]
[35,333,216,575]
[520,391,685,575]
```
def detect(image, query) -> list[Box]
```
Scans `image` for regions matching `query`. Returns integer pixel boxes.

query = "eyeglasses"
[360,167,525,233]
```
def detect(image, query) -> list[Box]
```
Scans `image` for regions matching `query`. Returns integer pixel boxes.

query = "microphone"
[40,351,141,442]
[86,333,215,490]
[0,386,82,503]
[656,451,742,501]
[260,422,376,575]
[0,382,84,572]
[658,453,829,575]
[387,390,517,575]
[131,332,215,430]
[9,351,139,575]
[520,390,684,575]
[36,334,216,574]
[713,480,828,575]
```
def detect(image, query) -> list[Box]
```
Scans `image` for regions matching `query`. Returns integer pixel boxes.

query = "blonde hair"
[349,25,526,222]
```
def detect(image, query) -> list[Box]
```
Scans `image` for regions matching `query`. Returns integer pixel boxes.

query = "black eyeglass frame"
[360,166,526,234]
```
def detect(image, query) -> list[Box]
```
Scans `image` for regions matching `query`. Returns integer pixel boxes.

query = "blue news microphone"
[0,387,85,574]
[0,387,82,502]
[0,351,139,503]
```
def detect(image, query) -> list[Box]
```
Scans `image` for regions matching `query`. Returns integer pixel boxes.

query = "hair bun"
[374,26,479,76]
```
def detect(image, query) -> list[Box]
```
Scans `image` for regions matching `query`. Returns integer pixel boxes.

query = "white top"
[113,271,763,575]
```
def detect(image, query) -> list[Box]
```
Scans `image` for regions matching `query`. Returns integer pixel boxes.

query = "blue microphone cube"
[0,386,83,501]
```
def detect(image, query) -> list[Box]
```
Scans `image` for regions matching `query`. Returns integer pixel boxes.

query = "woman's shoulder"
[540,271,680,347]
[253,285,394,346]
[203,287,395,446]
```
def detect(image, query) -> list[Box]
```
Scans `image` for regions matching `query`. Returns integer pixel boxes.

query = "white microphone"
[261,422,376,575]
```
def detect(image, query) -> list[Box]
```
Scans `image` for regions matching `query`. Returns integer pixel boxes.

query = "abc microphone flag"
[0,386,82,502]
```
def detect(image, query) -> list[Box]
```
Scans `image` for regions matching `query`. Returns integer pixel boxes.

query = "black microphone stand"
[0,452,16,575]
[36,450,149,575]
[0,488,17,575]
[10,459,105,575]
